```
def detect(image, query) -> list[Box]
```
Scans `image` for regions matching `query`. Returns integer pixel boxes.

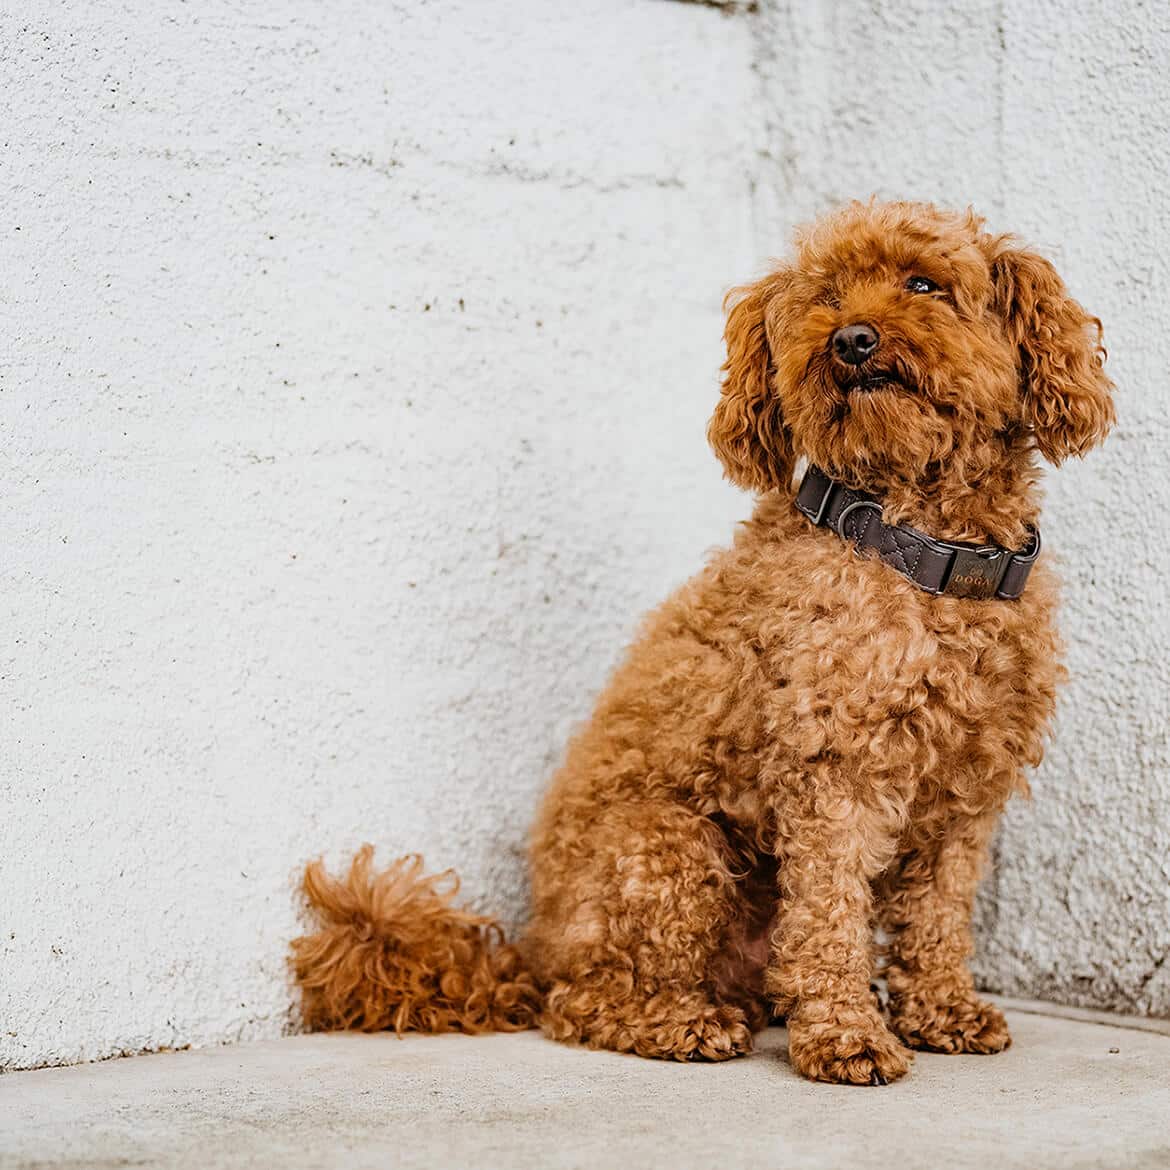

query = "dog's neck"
[818,434,1042,549]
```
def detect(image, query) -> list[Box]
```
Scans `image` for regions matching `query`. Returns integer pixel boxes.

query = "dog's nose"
[832,323,880,366]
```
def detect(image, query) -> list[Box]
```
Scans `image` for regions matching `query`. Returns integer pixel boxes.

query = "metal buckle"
[810,487,833,525]
[1016,527,1042,565]
[938,544,1012,599]
[836,499,883,542]
[801,472,836,525]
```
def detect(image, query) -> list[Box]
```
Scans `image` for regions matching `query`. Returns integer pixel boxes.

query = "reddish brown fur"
[291,201,1114,1083]
[290,848,540,1034]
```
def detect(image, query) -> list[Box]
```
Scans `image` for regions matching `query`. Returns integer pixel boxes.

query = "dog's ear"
[707,275,795,492]
[991,244,1115,464]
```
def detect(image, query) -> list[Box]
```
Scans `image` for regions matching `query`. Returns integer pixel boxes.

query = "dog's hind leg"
[529,800,757,1062]
[542,977,753,1062]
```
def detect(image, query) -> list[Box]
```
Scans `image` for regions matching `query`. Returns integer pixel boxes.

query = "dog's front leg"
[765,779,912,1085]
[878,812,1011,1055]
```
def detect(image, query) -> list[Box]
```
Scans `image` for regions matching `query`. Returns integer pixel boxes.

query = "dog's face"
[709,201,1115,493]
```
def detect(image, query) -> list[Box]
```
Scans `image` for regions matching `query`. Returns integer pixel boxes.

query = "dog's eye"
[905,275,939,294]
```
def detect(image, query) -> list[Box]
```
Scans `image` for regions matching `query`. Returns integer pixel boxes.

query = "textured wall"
[0,0,755,1070]
[749,0,1170,1019]
[2,0,1167,1072]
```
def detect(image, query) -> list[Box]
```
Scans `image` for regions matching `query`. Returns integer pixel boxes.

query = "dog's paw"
[664,1004,755,1062]
[787,1005,912,1085]
[545,987,755,1062]
[597,1001,754,1062]
[890,994,1011,1055]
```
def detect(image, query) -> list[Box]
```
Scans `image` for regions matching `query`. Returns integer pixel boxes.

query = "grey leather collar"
[795,465,1041,600]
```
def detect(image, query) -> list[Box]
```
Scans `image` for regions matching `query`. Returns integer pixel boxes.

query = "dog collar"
[794,465,1041,600]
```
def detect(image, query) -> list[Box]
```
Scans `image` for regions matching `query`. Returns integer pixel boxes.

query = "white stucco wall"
[2,0,1167,1071]
[0,0,758,1071]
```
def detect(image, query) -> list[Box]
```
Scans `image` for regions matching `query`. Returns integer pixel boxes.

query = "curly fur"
[290,847,540,1033]
[291,200,1114,1084]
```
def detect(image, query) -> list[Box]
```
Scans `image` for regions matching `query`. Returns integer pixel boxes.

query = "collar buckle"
[796,464,1041,602]
[794,466,837,525]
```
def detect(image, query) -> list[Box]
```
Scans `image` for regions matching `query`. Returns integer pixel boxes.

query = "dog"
[290,200,1114,1084]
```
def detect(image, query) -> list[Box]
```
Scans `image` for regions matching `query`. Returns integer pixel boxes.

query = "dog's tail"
[289,846,542,1035]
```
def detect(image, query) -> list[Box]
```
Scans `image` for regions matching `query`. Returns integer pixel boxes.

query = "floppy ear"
[707,276,795,492]
[992,244,1115,464]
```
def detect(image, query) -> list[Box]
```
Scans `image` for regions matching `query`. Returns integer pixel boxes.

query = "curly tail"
[289,846,542,1034]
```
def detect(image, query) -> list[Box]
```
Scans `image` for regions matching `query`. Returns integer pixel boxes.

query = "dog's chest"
[765,555,1061,790]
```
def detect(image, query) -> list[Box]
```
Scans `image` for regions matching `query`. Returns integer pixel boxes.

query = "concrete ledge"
[992,995,1170,1037]
[2,1004,1169,1170]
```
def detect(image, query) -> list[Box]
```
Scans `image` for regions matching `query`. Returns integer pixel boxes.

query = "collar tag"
[938,546,1011,599]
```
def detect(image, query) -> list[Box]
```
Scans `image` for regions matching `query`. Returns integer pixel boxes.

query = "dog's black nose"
[832,323,880,366]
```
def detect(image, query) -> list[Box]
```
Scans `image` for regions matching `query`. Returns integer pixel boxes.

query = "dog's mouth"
[834,367,910,396]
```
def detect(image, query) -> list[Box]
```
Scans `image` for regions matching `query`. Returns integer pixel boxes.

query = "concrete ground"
[2,1000,1169,1170]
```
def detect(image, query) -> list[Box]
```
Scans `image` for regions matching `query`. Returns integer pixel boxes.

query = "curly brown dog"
[290,200,1114,1085]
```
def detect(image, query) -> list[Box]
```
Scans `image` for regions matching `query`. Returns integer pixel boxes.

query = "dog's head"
[708,201,1115,494]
